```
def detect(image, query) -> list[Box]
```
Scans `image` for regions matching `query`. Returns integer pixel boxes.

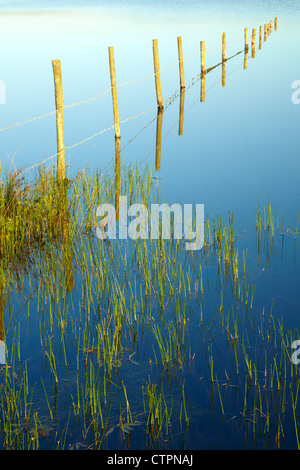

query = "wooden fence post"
[222,32,226,62]
[252,28,256,58]
[152,39,164,109]
[264,24,267,41]
[244,28,249,51]
[177,36,185,90]
[52,60,65,181]
[275,17,278,30]
[108,46,121,140]
[200,41,206,76]
[259,25,262,50]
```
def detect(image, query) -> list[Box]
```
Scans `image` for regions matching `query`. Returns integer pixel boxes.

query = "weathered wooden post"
[222,32,226,62]
[200,41,206,76]
[222,33,226,87]
[252,28,256,58]
[270,20,273,33]
[264,24,267,41]
[153,39,164,109]
[108,47,121,222]
[108,46,121,140]
[275,17,278,30]
[52,60,65,181]
[177,36,185,90]
[259,25,262,50]
[244,28,249,51]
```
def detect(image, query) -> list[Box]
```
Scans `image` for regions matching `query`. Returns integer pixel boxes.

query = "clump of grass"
[152,319,189,371]
[142,376,172,447]
[0,167,79,268]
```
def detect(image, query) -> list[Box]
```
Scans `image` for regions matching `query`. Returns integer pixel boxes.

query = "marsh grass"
[0,164,299,450]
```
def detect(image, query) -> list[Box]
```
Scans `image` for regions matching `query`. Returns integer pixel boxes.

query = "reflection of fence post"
[155,108,163,171]
[152,39,164,110]
[52,60,65,181]
[108,46,120,140]
[244,28,248,51]
[244,48,248,70]
[179,89,185,135]
[200,41,206,76]
[222,32,226,62]
[252,28,256,58]
[222,61,226,87]
[200,72,206,102]
[177,36,185,90]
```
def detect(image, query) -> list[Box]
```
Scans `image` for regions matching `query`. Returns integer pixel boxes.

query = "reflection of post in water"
[179,88,185,135]
[155,107,163,171]
[222,60,226,87]
[0,284,5,365]
[200,72,206,102]
[115,137,121,221]
[244,47,248,70]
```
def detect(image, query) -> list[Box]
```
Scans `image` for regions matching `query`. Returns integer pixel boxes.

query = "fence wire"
[0,36,245,134]
[1,22,275,177]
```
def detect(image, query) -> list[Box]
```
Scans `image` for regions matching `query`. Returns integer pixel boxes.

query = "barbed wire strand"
[18,42,253,176]
[9,27,269,176]
[0,35,248,134]
[98,51,246,200]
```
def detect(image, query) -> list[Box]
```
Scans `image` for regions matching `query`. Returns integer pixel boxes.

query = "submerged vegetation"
[0,163,299,450]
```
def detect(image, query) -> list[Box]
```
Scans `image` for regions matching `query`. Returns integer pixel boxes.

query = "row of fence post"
[52,17,277,182]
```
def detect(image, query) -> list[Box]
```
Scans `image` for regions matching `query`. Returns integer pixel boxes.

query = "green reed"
[0,161,299,450]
